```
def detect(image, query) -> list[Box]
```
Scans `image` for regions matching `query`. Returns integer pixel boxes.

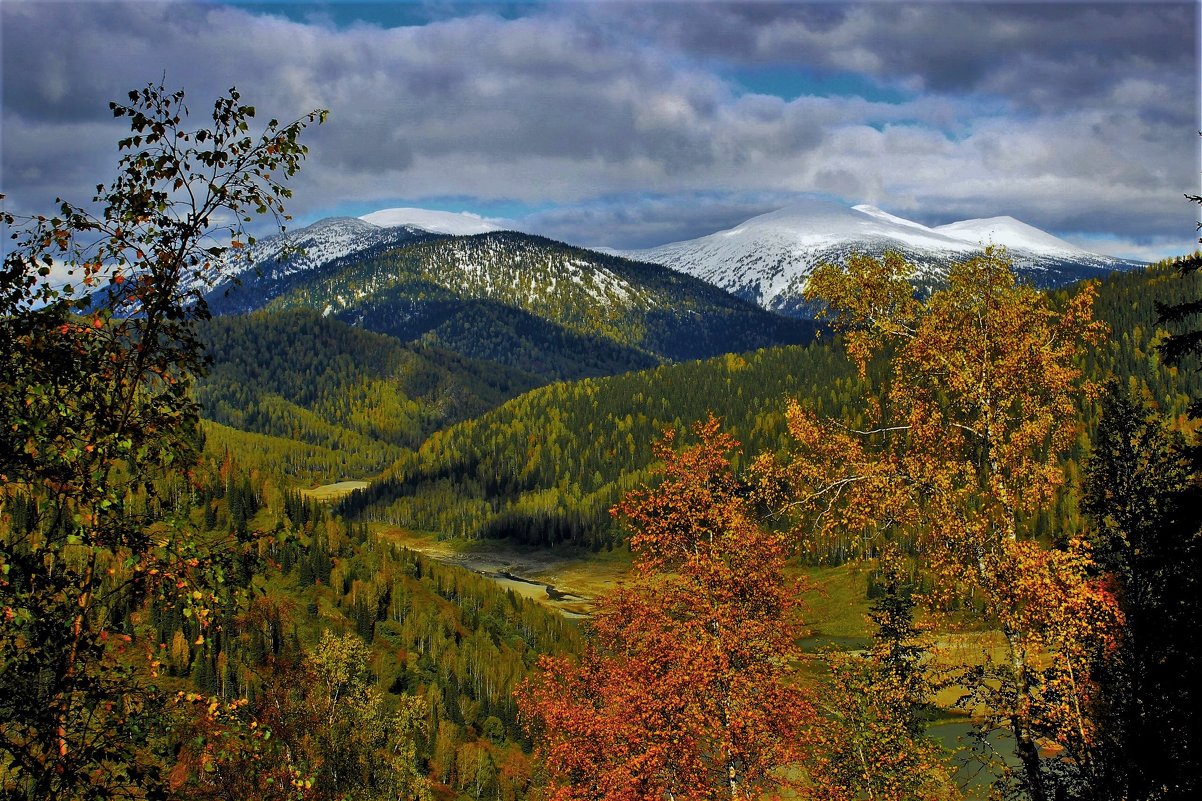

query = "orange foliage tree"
[518,416,814,801]
[757,250,1122,801]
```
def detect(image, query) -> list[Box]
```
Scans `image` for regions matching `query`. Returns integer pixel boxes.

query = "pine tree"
[1156,134,1202,419]
[1082,384,1202,800]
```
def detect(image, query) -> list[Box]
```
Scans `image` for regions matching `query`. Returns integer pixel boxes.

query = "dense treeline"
[194,308,542,480]
[9,405,584,797]
[200,420,399,485]
[1071,258,1202,425]
[355,294,663,383]
[136,451,583,799]
[339,261,1201,553]
[338,343,866,549]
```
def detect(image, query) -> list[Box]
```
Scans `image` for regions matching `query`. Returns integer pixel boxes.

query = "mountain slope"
[195,308,542,480]
[214,207,502,298]
[625,198,1143,315]
[339,261,1200,550]
[206,216,442,315]
[217,230,812,381]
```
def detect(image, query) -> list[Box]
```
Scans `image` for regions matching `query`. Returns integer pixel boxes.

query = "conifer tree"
[1156,135,1202,416]
[1082,383,1202,800]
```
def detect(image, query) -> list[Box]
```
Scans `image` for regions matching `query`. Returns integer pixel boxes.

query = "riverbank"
[374,526,632,617]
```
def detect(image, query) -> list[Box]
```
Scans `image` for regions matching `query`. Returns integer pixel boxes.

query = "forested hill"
[194,309,544,480]
[210,231,813,381]
[337,343,858,549]
[1070,259,1202,422]
[338,260,1202,552]
[141,468,584,799]
[203,216,442,317]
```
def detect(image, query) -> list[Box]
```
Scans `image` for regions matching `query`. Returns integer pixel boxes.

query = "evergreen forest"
[3,82,1200,801]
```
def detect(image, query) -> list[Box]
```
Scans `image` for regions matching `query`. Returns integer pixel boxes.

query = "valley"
[6,9,1196,798]
[193,203,1196,613]
[9,187,1200,801]
[193,217,1197,799]
[373,526,624,619]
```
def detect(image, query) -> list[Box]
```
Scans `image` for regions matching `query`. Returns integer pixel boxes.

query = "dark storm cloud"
[2,2,843,217]
[2,4,749,201]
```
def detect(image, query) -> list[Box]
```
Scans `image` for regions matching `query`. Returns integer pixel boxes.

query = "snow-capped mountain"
[238,217,425,278]
[932,216,1088,258]
[359,207,504,235]
[205,216,436,314]
[218,209,502,289]
[208,209,510,314]
[623,199,1142,315]
[249,230,808,364]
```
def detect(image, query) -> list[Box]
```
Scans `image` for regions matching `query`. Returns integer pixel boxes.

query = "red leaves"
[613,415,744,576]
[520,417,814,800]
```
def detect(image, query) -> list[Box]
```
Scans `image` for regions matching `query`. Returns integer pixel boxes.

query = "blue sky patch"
[727,66,912,104]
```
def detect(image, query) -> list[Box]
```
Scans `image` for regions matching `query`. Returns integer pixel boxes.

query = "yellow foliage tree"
[758,250,1122,800]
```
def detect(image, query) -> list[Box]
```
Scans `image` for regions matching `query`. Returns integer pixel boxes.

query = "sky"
[1,1,1199,260]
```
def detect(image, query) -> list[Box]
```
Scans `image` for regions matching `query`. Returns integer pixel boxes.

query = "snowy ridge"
[204,216,436,314]
[217,210,504,297]
[624,199,1142,315]
[933,216,1084,257]
[360,208,504,236]
[240,217,422,280]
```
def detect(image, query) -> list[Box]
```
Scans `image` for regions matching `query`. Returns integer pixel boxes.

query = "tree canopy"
[759,249,1122,800]
[0,81,324,800]
[519,417,814,800]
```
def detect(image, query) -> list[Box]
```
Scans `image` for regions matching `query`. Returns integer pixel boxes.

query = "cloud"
[515,191,802,249]
[604,3,1197,117]
[1,1,1195,257]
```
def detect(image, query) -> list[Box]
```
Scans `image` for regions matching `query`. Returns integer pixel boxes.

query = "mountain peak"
[932,215,1087,257]
[359,208,504,236]
[625,199,1140,315]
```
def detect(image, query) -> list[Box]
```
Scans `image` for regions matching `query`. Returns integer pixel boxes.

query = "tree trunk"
[1008,631,1047,801]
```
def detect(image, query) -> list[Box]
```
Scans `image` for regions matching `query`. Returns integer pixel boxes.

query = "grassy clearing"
[373,525,633,617]
[300,480,371,501]
[795,563,874,642]
[375,527,882,630]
